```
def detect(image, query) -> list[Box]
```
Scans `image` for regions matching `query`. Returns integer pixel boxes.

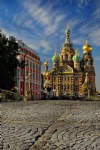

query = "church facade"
[43,27,96,98]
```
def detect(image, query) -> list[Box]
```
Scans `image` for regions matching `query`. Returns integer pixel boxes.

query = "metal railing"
[0,88,26,102]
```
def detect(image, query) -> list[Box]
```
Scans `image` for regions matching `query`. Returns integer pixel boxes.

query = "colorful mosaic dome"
[65,26,70,34]
[72,49,81,62]
[52,52,59,63]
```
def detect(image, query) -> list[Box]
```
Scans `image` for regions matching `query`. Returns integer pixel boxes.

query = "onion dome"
[44,59,49,66]
[65,26,70,34]
[72,49,81,62]
[82,40,92,51]
[52,51,59,63]
[45,72,50,78]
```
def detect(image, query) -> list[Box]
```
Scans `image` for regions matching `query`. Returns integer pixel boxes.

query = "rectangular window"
[38,66,40,71]
[54,85,56,89]
[76,85,78,90]
[30,62,32,68]
[33,84,34,90]
[26,60,29,66]
[33,73,34,80]
[26,71,28,76]
[36,84,37,90]
[21,69,24,77]
[58,77,60,83]
[58,85,60,90]
[61,85,63,89]
[33,63,35,69]
[36,64,38,70]
[64,85,66,90]
[36,74,38,80]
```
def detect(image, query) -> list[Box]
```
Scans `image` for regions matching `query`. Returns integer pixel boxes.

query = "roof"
[17,40,39,56]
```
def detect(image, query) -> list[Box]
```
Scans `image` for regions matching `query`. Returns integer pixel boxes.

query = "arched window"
[66,54,68,61]
[61,55,63,61]
[90,59,93,65]
[86,60,89,65]
[71,55,73,60]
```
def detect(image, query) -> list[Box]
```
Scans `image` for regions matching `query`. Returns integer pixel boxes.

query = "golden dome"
[82,40,92,51]
[44,72,50,79]
[44,61,49,66]
[46,72,50,78]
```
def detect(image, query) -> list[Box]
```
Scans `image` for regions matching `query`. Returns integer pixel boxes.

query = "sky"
[0,0,100,91]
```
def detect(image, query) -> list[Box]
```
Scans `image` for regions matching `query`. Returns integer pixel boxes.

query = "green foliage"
[0,30,19,90]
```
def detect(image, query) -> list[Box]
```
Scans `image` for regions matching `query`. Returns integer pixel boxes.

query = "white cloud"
[92,4,100,20]
[88,24,100,46]
[23,1,50,26]
[77,0,91,9]
[22,1,66,36]
[13,11,34,29]
[39,40,51,50]
[24,38,52,55]
[12,0,67,38]
[94,56,100,61]
[44,14,66,35]
[2,26,51,60]
[72,37,84,46]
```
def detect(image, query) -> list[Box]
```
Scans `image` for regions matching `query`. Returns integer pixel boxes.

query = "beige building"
[43,27,96,97]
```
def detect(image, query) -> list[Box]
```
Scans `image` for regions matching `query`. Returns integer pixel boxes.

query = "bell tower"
[81,39,94,73]
[81,39,96,95]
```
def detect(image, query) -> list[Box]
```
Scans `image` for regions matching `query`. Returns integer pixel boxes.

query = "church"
[43,26,96,98]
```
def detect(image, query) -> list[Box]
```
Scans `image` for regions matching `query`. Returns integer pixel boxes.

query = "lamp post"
[16,54,20,94]
[16,48,27,95]
[26,72,32,100]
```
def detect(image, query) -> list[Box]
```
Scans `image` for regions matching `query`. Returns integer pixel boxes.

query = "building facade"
[43,27,96,97]
[16,40,42,100]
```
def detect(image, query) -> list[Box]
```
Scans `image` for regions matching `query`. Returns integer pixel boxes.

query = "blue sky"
[0,0,100,91]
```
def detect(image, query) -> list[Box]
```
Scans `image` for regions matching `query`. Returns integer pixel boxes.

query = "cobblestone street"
[1,100,100,150]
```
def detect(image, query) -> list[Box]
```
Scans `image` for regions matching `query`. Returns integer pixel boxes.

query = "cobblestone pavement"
[1,100,100,150]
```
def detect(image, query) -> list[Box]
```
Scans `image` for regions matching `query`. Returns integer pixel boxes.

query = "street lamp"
[16,49,27,95]
[26,72,33,100]
[16,53,20,94]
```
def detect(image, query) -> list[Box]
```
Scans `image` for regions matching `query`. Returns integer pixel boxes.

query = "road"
[1,100,100,150]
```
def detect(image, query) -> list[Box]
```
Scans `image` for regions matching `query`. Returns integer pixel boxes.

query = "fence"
[0,88,25,101]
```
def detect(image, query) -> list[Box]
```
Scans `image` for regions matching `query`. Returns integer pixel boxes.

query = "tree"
[0,30,19,90]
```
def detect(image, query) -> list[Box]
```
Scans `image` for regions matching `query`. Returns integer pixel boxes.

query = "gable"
[58,65,73,73]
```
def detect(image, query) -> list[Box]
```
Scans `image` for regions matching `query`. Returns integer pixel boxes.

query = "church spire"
[44,58,49,73]
[65,25,70,44]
